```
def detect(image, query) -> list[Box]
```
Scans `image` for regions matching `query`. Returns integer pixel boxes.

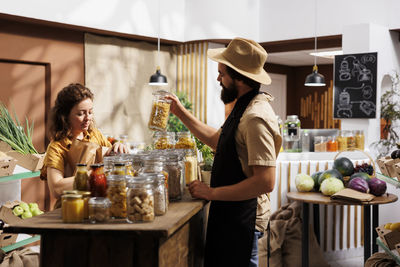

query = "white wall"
[0,0,186,41]
[2,0,400,42]
[184,0,259,41]
[259,0,400,42]
[206,43,225,129]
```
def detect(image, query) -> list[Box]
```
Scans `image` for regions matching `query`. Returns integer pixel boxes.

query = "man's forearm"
[175,106,219,150]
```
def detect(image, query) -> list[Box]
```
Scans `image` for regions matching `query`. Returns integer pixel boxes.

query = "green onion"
[0,103,38,154]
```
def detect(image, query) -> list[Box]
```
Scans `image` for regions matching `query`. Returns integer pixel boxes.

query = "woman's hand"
[188,180,214,200]
[106,142,129,155]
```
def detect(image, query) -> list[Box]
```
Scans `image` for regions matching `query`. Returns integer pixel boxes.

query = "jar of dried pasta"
[126,175,155,223]
[153,131,175,149]
[148,90,172,131]
[175,132,196,149]
[106,174,127,218]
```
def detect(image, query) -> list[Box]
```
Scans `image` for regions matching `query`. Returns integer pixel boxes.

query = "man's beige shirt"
[235,92,282,232]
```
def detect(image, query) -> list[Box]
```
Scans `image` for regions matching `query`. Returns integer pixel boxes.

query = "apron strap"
[267,220,271,267]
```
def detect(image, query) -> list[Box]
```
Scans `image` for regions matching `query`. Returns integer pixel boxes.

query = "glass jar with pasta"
[106,174,127,219]
[126,175,155,223]
[175,132,196,149]
[148,90,172,131]
[153,131,175,150]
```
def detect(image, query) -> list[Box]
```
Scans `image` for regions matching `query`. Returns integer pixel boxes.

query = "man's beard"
[220,82,238,104]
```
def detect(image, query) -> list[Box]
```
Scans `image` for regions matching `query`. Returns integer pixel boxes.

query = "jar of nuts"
[106,175,127,218]
[148,90,172,131]
[126,176,155,223]
[153,131,175,150]
[88,197,111,223]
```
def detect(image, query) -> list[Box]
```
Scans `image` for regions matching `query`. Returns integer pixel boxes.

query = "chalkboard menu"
[333,52,377,118]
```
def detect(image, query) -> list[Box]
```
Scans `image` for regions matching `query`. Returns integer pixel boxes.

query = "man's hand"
[164,94,185,116]
[189,180,214,200]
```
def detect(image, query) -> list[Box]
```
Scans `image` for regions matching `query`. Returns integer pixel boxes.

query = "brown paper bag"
[65,140,105,177]
[331,188,375,203]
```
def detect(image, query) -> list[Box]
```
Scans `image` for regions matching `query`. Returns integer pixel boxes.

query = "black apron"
[205,89,258,267]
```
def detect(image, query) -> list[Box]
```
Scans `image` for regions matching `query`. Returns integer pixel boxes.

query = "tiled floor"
[327,256,364,267]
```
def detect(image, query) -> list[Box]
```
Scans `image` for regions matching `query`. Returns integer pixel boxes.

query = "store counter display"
[3,195,208,267]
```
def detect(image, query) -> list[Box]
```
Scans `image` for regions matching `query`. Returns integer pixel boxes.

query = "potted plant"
[372,71,400,158]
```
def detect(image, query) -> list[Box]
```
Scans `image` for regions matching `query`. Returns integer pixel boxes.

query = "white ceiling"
[266,47,341,67]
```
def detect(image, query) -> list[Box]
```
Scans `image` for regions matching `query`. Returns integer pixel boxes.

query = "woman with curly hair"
[40,83,127,205]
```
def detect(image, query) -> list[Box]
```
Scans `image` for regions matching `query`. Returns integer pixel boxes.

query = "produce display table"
[287,192,397,267]
[3,197,208,267]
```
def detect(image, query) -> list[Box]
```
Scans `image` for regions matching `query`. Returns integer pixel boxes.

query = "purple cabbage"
[368,178,387,196]
[348,177,369,193]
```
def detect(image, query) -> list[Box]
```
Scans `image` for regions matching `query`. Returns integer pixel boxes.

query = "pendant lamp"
[149,0,168,86]
[305,0,325,87]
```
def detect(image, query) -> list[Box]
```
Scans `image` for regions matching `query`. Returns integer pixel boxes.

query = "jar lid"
[177,131,191,137]
[107,174,127,182]
[76,163,87,167]
[90,163,104,168]
[76,191,91,197]
[62,194,83,199]
[142,173,165,183]
[113,162,125,167]
[286,115,299,120]
[63,190,78,195]
[88,197,111,207]
[126,175,154,187]
[143,155,166,162]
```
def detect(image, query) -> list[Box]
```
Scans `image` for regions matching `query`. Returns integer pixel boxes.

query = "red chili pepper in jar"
[89,163,107,197]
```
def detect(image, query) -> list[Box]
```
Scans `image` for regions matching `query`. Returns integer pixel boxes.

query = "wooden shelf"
[376,173,400,189]
[376,237,400,265]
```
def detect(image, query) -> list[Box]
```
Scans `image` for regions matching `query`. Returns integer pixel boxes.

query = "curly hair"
[49,83,94,141]
[226,65,261,91]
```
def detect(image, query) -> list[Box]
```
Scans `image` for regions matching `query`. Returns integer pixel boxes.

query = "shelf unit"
[0,170,41,253]
[376,173,400,188]
[376,237,400,265]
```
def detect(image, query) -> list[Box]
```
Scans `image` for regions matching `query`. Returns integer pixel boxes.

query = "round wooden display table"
[287,192,397,267]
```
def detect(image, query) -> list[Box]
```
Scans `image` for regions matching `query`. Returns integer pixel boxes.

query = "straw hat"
[207,37,271,85]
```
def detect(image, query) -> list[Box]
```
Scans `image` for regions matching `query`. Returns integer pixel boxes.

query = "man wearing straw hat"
[166,37,282,267]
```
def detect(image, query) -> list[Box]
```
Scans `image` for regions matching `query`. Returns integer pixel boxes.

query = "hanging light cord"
[313,0,318,68]
[157,0,160,69]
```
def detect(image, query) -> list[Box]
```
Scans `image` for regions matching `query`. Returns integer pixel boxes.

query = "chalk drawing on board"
[339,59,351,81]
[338,55,376,83]
[336,83,376,118]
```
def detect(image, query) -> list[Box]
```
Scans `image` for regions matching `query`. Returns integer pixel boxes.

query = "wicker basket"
[334,149,376,186]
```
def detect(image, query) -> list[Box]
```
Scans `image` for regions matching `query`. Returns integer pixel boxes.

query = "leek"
[0,103,38,154]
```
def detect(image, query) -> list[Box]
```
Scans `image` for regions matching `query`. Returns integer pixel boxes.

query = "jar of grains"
[145,173,168,216]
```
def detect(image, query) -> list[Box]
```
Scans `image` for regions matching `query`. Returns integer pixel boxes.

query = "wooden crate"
[376,225,400,250]
[7,151,44,172]
[0,156,17,177]
[377,156,400,179]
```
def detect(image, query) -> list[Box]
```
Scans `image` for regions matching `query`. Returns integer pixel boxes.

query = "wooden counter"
[4,197,208,267]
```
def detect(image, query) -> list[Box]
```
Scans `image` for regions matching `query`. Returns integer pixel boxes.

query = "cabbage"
[348,177,369,193]
[320,178,344,196]
[295,173,315,192]
[368,178,387,196]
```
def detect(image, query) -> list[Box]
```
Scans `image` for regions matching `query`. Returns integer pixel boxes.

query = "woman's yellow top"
[40,128,111,180]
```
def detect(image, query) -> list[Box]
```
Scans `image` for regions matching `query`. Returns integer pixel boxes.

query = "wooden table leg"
[313,204,320,245]
[372,205,379,254]
[364,205,371,263]
[302,202,309,267]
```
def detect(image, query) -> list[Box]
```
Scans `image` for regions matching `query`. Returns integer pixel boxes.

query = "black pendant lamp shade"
[304,65,326,86]
[149,67,168,86]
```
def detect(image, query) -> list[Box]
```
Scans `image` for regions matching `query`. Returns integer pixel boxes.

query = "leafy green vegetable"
[0,103,38,154]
